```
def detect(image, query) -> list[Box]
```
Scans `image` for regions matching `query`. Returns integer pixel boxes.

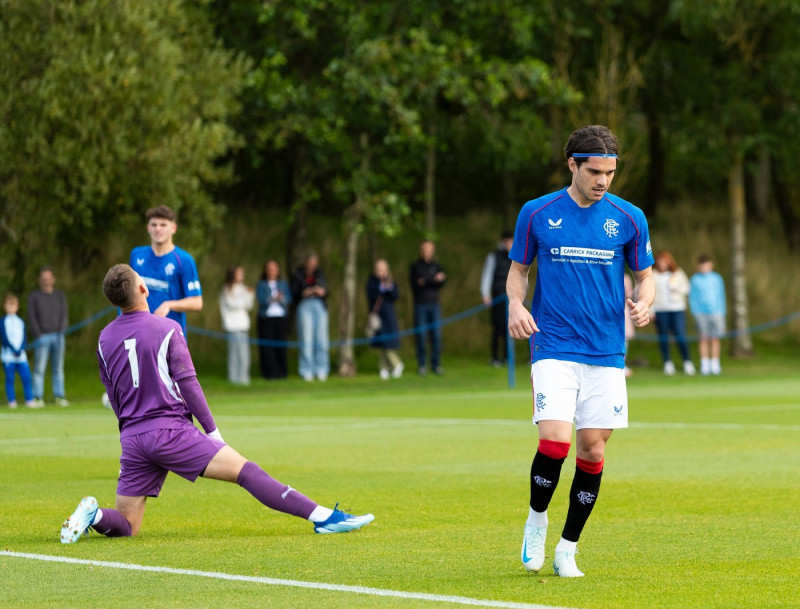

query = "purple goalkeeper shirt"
[97,311,214,437]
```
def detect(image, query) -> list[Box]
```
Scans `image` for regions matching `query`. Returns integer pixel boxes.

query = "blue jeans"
[4,361,34,402]
[296,299,330,378]
[654,311,690,364]
[32,332,66,399]
[414,303,442,369]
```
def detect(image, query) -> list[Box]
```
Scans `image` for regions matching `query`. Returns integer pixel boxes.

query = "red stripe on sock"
[538,439,571,459]
[576,457,604,474]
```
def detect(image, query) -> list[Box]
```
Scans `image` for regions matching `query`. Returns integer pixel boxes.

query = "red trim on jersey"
[576,457,604,474]
[608,200,644,271]
[539,439,571,459]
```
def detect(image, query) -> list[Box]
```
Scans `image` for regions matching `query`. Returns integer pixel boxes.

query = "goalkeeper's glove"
[208,428,225,443]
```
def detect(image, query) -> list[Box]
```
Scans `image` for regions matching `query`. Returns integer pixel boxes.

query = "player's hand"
[482,296,492,306]
[153,302,171,317]
[208,428,225,443]
[508,299,539,339]
[627,298,650,328]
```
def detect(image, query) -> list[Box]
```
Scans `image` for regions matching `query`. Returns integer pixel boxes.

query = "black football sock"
[529,451,566,512]
[561,460,603,542]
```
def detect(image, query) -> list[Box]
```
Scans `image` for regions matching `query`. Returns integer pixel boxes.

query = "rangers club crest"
[603,218,619,238]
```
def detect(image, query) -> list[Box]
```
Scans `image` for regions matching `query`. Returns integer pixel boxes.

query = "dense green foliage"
[2,0,800,355]
[0,0,247,290]
[2,361,799,608]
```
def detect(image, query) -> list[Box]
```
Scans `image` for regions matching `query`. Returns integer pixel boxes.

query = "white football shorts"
[531,359,628,430]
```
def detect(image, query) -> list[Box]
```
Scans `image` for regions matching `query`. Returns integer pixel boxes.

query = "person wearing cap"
[507,125,655,577]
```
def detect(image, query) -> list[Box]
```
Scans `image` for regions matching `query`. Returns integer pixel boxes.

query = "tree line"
[2,0,799,363]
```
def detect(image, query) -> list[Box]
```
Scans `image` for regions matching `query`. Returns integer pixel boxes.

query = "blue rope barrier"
[26,306,117,349]
[31,299,800,351]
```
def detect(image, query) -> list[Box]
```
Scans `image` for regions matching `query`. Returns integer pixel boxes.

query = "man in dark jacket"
[409,240,446,375]
[480,230,514,367]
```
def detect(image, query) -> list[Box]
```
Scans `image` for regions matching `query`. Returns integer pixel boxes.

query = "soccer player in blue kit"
[61,264,373,542]
[507,125,655,577]
[129,205,203,334]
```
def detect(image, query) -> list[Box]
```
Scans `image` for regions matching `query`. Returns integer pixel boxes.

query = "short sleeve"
[180,251,202,297]
[509,204,537,266]
[624,208,654,271]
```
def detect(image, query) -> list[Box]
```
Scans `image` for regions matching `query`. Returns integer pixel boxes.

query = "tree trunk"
[752,147,770,222]
[424,107,437,234]
[337,133,370,377]
[285,142,309,271]
[728,152,754,357]
[337,209,360,377]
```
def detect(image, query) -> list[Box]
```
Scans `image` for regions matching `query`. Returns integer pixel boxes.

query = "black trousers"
[490,297,508,362]
[257,316,289,379]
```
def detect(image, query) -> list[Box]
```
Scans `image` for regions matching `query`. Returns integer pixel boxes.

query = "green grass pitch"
[1,358,798,608]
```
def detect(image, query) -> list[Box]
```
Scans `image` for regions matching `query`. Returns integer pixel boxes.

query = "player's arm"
[506,261,539,339]
[153,295,203,317]
[629,266,654,328]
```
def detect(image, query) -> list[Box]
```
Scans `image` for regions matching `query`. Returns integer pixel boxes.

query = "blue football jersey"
[129,245,202,333]
[509,187,654,368]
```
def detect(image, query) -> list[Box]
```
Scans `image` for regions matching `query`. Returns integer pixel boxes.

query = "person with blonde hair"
[651,250,695,376]
[366,259,403,379]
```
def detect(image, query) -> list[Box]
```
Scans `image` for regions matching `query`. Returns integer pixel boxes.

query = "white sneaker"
[55,397,70,407]
[379,369,390,380]
[663,361,676,376]
[316,374,328,382]
[700,359,711,375]
[60,496,98,544]
[553,548,584,578]
[683,361,696,376]
[27,399,45,409]
[711,359,722,375]
[521,523,547,572]
[391,363,404,378]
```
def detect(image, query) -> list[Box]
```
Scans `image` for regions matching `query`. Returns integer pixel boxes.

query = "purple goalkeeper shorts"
[117,424,226,497]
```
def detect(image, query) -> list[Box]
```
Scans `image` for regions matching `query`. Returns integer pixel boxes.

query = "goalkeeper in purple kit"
[61,264,373,543]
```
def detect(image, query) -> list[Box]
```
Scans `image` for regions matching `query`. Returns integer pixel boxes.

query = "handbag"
[365,295,384,338]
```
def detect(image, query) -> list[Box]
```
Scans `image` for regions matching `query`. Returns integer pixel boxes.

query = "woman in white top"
[651,251,695,375]
[219,266,254,385]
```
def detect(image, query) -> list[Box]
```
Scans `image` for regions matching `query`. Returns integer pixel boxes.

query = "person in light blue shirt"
[689,253,726,375]
[1,294,38,408]
[507,125,655,578]
[129,205,203,335]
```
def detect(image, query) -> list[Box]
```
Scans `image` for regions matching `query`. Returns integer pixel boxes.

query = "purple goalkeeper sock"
[92,509,132,537]
[237,461,317,519]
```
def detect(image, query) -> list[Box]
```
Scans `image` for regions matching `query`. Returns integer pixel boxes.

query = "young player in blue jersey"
[129,205,203,334]
[507,125,655,577]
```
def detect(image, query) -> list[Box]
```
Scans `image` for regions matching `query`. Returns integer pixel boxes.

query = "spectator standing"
[219,266,255,385]
[689,254,726,375]
[1,294,39,409]
[290,254,329,381]
[480,230,514,367]
[652,251,695,376]
[256,260,292,380]
[366,259,404,380]
[27,266,69,406]
[409,240,446,376]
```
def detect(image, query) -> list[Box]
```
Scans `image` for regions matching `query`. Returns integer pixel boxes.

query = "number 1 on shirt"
[124,338,140,387]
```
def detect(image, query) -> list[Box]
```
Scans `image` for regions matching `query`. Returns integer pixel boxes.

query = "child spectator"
[689,254,726,375]
[1,294,40,408]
